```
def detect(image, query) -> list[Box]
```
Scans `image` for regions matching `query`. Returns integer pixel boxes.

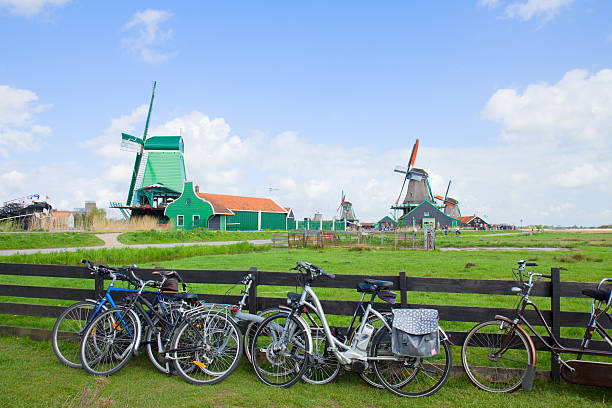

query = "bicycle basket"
[161,278,179,292]
[391,308,439,357]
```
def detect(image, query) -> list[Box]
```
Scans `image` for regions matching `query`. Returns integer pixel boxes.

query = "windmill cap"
[445,197,458,204]
[410,168,428,176]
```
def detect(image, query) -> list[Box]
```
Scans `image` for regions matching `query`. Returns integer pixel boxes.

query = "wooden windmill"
[336,191,357,222]
[391,139,434,217]
[434,180,461,219]
[110,82,186,220]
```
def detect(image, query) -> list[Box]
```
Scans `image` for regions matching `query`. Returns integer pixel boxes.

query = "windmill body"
[434,180,462,219]
[336,191,358,224]
[391,139,435,217]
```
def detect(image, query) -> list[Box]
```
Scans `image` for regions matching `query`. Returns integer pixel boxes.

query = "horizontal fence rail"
[0,262,609,380]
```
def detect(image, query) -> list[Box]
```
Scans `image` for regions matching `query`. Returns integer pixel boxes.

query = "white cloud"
[478,0,501,8]
[0,85,51,156]
[483,69,612,150]
[479,0,575,21]
[122,9,178,63]
[0,0,69,16]
[505,0,574,21]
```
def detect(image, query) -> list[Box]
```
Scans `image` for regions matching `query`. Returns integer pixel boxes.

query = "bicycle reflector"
[193,361,207,368]
[231,306,238,313]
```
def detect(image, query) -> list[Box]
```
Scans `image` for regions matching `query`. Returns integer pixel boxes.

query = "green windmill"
[110,82,186,220]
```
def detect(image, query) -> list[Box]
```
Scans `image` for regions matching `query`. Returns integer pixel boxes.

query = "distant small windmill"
[336,191,357,221]
[391,139,434,217]
[434,180,461,219]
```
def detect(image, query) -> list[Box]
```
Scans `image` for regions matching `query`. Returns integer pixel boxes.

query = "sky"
[0,0,611,227]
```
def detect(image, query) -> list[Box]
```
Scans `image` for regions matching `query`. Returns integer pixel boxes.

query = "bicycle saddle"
[287,292,312,303]
[152,270,177,277]
[358,279,394,293]
[582,287,612,302]
[161,292,199,302]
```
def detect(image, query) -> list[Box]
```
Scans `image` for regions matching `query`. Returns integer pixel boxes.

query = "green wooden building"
[165,182,289,231]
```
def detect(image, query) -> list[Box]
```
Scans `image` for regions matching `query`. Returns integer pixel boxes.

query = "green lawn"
[117,229,274,245]
[0,336,610,408]
[0,232,104,250]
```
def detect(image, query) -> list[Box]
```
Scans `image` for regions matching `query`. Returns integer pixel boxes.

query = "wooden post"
[248,267,259,315]
[550,267,561,381]
[399,271,407,308]
[94,271,104,298]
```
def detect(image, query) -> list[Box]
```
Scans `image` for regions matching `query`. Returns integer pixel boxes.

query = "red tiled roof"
[457,216,475,224]
[196,192,287,214]
[52,211,72,218]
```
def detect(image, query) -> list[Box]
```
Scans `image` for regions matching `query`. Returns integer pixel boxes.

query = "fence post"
[550,267,561,381]
[94,271,104,298]
[399,271,407,308]
[249,267,259,314]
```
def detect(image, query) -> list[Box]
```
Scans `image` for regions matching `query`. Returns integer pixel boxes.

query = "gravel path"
[0,239,272,256]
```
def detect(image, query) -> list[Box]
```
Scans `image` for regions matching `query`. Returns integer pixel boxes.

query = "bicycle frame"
[295,283,392,366]
[499,274,612,362]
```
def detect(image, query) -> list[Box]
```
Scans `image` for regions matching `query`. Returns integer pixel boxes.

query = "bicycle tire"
[358,312,391,388]
[171,312,243,385]
[372,326,452,397]
[52,300,105,368]
[250,312,311,387]
[79,307,140,376]
[461,319,533,393]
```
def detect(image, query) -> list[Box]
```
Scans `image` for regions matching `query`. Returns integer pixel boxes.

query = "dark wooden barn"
[399,200,459,229]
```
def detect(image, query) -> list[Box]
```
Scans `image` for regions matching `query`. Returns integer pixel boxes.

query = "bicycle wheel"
[251,313,311,387]
[145,315,174,374]
[243,308,286,363]
[171,312,243,385]
[79,307,140,376]
[462,319,533,393]
[52,300,105,368]
[359,312,391,388]
[372,326,452,397]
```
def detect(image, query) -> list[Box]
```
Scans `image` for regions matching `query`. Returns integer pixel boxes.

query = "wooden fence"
[0,263,609,380]
[272,230,424,249]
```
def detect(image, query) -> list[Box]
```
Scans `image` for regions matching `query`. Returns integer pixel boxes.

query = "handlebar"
[294,261,335,280]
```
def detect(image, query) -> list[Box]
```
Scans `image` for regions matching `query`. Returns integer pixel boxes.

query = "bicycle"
[461,260,612,392]
[251,261,452,397]
[77,267,215,377]
[52,260,198,371]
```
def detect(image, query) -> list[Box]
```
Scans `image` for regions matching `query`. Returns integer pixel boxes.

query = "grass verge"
[0,241,269,265]
[117,229,274,245]
[0,336,610,408]
[0,232,104,250]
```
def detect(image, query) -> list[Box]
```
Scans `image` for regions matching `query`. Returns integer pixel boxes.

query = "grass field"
[117,229,274,245]
[0,232,104,250]
[0,336,610,408]
[0,231,610,406]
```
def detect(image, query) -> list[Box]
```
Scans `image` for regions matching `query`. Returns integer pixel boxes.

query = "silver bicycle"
[250,261,452,397]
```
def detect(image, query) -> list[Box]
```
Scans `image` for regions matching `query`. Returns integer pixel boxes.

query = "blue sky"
[1,0,611,226]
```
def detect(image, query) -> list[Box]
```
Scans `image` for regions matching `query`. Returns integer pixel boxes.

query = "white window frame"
[177,215,184,227]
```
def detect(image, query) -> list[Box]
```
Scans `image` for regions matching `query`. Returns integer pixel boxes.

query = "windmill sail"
[121,133,144,152]
[126,82,156,206]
